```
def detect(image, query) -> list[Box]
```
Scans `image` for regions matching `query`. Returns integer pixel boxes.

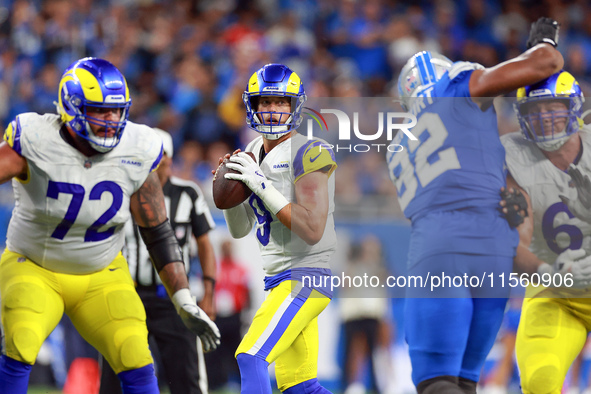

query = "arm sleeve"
[223,201,256,239]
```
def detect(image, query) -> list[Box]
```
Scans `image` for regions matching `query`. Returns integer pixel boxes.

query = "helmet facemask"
[66,99,131,153]
[243,93,307,140]
[58,57,131,153]
[516,97,583,152]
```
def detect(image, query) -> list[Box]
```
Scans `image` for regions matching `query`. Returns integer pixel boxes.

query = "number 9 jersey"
[243,133,337,276]
[3,113,163,274]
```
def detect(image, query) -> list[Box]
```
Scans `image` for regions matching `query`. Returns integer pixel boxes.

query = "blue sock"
[0,355,32,394]
[236,353,272,394]
[283,378,332,394]
[118,364,159,394]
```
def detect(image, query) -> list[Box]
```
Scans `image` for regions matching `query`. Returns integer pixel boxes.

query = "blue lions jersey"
[388,62,518,259]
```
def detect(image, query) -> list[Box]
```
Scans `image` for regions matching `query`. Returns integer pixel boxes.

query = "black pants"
[342,318,379,391]
[204,312,243,390]
[99,291,205,394]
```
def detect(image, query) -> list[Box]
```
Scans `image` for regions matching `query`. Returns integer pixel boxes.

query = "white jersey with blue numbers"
[242,133,337,276]
[502,130,591,264]
[387,62,507,221]
[3,113,163,274]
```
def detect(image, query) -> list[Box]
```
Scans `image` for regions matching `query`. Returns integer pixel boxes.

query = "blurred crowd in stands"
[2,0,591,216]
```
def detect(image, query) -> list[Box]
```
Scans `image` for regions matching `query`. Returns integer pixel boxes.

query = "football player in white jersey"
[501,70,591,393]
[0,57,219,394]
[217,63,337,394]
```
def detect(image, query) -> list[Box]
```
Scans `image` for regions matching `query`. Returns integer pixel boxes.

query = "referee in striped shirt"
[99,128,217,394]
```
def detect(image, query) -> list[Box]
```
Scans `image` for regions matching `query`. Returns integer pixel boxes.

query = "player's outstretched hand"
[225,152,268,196]
[555,248,591,288]
[560,164,591,223]
[527,17,559,49]
[172,289,221,352]
[499,187,528,228]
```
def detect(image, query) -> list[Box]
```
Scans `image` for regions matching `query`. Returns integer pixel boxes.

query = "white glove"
[171,289,221,352]
[555,248,591,288]
[560,164,591,223]
[225,152,289,215]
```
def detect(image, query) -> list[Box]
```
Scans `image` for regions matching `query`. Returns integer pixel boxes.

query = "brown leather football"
[212,152,255,209]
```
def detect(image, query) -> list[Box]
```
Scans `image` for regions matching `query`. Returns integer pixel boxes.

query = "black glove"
[500,187,529,228]
[527,17,559,49]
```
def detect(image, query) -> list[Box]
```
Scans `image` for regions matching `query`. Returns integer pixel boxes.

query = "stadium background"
[1,0,591,392]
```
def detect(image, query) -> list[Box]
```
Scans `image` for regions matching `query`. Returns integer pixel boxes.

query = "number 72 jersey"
[4,113,163,274]
[387,66,508,222]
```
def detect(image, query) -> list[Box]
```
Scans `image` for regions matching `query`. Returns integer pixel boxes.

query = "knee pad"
[118,364,158,394]
[101,289,151,372]
[417,376,463,394]
[118,334,151,370]
[282,378,331,394]
[236,353,272,394]
[3,281,47,364]
[458,377,477,394]
[522,358,561,394]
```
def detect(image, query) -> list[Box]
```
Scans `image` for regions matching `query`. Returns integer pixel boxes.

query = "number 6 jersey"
[502,130,591,263]
[3,113,163,274]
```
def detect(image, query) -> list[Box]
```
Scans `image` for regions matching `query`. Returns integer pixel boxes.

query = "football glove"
[225,152,289,215]
[500,187,528,228]
[560,164,591,223]
[527,17,559,49]
[555,248,591,288]
[172,289,221,352]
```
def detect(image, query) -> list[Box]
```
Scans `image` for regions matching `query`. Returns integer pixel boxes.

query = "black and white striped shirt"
[125,176,215,290]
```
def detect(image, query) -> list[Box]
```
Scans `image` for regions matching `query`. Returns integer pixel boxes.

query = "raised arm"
[469,44,563,101]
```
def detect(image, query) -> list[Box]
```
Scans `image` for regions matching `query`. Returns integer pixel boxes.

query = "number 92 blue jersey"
[388,63,517,259]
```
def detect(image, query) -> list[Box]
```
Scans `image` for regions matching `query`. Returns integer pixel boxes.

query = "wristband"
[203,276,216,287]
[171,288,195,314]
[260,184,290,215]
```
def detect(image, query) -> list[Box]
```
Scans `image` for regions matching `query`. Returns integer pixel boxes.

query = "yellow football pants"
[236,280,331,392]
[0,249,153,374]
[516,296,591,394]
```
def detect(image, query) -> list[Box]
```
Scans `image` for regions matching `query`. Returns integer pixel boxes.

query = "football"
[212,152,255,209]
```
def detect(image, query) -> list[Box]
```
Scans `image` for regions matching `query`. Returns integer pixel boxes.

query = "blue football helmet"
[57,57,131,153]
[397,51,453,110]
[515,70,584,151]
[243,64,307,139]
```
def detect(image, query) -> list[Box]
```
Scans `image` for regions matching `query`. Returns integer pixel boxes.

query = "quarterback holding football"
[217,63,337,394]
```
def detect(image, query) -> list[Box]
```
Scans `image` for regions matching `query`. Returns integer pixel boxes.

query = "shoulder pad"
[293,139,337,182]
[501,132,538,188]
[4,117,22,155]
